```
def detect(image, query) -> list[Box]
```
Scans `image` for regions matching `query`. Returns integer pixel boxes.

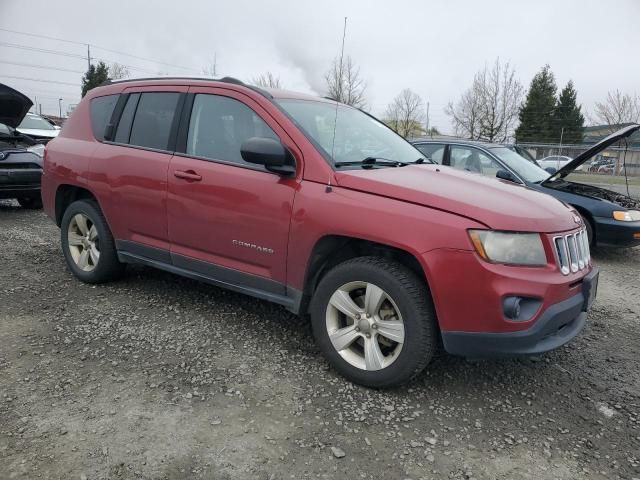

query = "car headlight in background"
[613,210,640,222]
[468,230,547,266]
[26,144,45,158]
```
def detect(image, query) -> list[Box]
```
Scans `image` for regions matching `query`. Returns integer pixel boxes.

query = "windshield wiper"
[335,157,409,168]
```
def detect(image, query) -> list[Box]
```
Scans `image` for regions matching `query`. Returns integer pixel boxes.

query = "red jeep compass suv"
[42,77,598,387]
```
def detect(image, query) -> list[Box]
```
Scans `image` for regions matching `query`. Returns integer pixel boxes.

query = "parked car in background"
[0,84,45,208]
[589,156,616,173]
[16,112,60,143]
[538,155,573,172]
[42,77,597,387]
[412,126,640,248]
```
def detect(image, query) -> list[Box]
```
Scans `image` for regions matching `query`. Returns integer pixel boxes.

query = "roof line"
[99,76,273,99]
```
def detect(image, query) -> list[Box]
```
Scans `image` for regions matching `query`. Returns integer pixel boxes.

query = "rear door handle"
[174,170,202,182]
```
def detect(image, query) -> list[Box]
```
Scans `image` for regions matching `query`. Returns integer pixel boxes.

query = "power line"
[0,27,87,46]
[0,60,85,75]
[0,27,199,73]
[0,40,170,75]
[0,41,87,60]
[0,74,79,87]
[92,45,198,73]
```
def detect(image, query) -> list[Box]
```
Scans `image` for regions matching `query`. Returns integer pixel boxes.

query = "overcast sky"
[1,0,639,132]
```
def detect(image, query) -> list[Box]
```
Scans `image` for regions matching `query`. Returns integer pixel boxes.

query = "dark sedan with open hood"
[0,83,44,209]
[412,124,640,248]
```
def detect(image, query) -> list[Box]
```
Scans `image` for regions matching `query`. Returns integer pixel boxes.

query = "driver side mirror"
[240,137,295,176]
[496,169,518,183]
[544,166,557,174]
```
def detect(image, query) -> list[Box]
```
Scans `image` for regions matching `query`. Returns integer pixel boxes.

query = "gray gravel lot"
[1,200,639,480]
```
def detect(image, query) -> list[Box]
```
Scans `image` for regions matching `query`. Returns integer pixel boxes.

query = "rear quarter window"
[90,94,119,141]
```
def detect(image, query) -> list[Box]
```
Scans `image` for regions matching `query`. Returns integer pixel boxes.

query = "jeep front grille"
[554,229,590,275]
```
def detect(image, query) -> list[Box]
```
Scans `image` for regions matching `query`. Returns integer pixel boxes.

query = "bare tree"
[325,55,367,108]
[445,88,483,139]
[109,62,130,80]
[252,72,283,89]
[384,89,425,138]
[201,54,218,77]
[446,59,523,142]
[593,90,640,130]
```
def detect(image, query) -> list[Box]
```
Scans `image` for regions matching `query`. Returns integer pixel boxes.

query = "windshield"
[19,114,56,131]
[490,147,550,183]
[277,99,427,166]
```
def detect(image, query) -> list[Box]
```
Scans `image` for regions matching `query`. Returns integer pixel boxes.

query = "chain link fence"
[515,142,640,177]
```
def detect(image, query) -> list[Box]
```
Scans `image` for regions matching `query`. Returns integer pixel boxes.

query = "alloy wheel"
[325,281,405,371]
[67,213,100,272]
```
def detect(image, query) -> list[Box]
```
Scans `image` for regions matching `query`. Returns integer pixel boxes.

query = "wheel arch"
[54,184,99,227]
[299,234,432,315]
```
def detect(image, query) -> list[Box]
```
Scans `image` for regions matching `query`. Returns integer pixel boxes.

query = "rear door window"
[128,92,180,151]
[415,143,445,164]
[90,94,119,141]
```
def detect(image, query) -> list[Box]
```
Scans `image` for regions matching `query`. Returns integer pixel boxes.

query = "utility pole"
[59,98,63,119]
[38,103,42,115]
[87,44,91,70]
[426,101,430,135]
[558,127,564,156]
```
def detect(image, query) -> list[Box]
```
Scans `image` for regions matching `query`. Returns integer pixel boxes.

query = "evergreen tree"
[515,65,557,142]
[553,81,584,144]
[81,61,110,97]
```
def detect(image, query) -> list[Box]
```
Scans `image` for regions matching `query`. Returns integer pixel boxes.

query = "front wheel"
[581,214,595,247]
[310,256,438,388]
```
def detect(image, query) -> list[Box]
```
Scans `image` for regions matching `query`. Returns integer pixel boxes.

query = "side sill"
[117,250,302,314]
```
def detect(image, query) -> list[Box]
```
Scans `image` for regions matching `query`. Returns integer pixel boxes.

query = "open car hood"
[0,83,33,128]
[543,124,640,184]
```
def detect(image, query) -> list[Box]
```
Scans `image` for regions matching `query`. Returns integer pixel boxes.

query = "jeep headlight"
[613,210,640,222]
[468,230,546,266]
[27,144,45,158]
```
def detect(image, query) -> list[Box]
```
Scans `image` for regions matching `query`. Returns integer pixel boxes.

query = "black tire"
[310,256,438,388]
[581,214,595,248]
[60,199,124,284]
[17,195,43,209]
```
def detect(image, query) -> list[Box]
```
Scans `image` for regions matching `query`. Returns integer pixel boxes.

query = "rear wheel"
[17,196,42,209]
[310,256,438,388]
[61,200,124,283]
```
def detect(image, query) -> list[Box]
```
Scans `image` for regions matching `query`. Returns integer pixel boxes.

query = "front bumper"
[0,168,42,198]
[441,267,599,356]
[0,151,43,198]
[593,216,640,248]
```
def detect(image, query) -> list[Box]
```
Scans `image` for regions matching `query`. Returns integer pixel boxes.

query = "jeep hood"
[0,83,33,128]
[543,124,640,182]
[336,164,578,232]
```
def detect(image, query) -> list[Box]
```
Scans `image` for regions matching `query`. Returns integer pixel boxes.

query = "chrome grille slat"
[554,228,590,275]
[575,232,585,270]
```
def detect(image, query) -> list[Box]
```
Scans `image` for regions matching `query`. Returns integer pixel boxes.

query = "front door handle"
[174,170,202,182]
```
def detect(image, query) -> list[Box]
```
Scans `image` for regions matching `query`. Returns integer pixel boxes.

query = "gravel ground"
[1,200,639,480]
